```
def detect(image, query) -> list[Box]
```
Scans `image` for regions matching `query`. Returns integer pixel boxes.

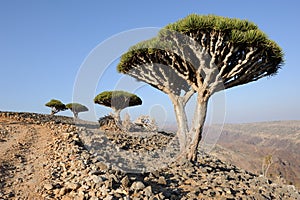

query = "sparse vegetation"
[262,154,273,178]
[45,99,67,115]
[118,14,284,162]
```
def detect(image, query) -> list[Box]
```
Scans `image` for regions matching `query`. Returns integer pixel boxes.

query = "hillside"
[210,121,300,190]
[0,111,299,199]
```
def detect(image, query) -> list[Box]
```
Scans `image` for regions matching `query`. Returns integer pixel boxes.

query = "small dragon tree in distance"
[117,14,284,162]
[94,90,142,128]
[66,103,89,119]
[45,99,67,115]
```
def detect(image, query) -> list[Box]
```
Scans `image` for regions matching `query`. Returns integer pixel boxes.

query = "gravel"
[1,111,300,199]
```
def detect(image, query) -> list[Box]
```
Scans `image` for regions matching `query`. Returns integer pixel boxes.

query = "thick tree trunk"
[186,97,208,162]
[113,109,122,128]
[173,99,189,152]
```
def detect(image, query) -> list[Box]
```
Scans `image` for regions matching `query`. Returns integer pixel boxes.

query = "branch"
[200,32,206,47]
[224,59,270,89]
[214,32,225,57]
[226,47,257,77]
[209,31,217,56]
[218,45,235,76]
[183,89,195,105]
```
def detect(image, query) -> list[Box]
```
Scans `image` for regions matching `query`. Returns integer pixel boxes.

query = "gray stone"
[44,183,53,190]
[121,175,130,188]
[105,179,112,189]
[157,176,167,185]
[143,186,152,197]
[103,195,113,200]
[65,182,80,190]
[97,162,109,172]
[92,175,103,184]
[224,187,232,194]
[59,187,66,196]
[131,181,145,191]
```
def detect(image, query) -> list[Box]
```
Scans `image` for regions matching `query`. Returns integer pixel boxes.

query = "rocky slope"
[210,121,300,190]
[0,111,299,199]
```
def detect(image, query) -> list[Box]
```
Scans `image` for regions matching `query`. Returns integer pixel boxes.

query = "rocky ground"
[0,111,300,199]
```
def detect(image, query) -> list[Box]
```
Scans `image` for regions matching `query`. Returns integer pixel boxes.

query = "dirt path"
[0,117,54,199]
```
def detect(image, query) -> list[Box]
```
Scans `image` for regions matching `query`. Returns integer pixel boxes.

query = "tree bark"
[186,96,208,162]
[173,98,189,152]
[51,107,58,115]
[73,112,78,119]
[113,108,122,128]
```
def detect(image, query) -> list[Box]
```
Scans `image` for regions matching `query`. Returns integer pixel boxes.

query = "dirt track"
[0,117,53,199]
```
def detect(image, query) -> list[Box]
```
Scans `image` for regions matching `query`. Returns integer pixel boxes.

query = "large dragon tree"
[117,14,284,162]
[94,90,142,126]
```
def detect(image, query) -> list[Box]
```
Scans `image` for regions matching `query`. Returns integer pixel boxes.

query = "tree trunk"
[51,107,58,115]
[113,109,122,128]
[73,112,78,119]
[173,99,189,152]
[186,97,208,162]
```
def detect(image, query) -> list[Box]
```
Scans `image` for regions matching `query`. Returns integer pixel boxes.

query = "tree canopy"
[45,99,67,115]
[94,90,142,111]
[66,103,89,118]
[118,14,283,92]
[117,14,284,162]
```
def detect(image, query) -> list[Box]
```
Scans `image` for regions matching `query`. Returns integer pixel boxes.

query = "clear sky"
[0,0,299,124]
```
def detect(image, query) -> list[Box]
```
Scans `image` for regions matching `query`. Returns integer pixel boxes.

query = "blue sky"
[0,0,299,124]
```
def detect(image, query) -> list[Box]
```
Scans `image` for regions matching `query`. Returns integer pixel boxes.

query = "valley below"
[210,121,300,189]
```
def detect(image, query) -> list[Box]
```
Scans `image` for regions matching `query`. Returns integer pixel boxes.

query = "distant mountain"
[209,121,300,189]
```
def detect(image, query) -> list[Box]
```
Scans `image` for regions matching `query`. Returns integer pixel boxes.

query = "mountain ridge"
[210,120,300,189]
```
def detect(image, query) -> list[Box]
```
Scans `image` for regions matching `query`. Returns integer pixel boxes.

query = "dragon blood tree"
[66,103,89,119]
[45,99,67,115]
[117,14,284,162]
[94,90,142,126]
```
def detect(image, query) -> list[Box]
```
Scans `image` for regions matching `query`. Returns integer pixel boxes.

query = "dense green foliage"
[45,99,67,115]
[66,103,88,118]
[118,14,284,75]
[66,103,89,113]
[45,99,66,111]
[94,90,142,110]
